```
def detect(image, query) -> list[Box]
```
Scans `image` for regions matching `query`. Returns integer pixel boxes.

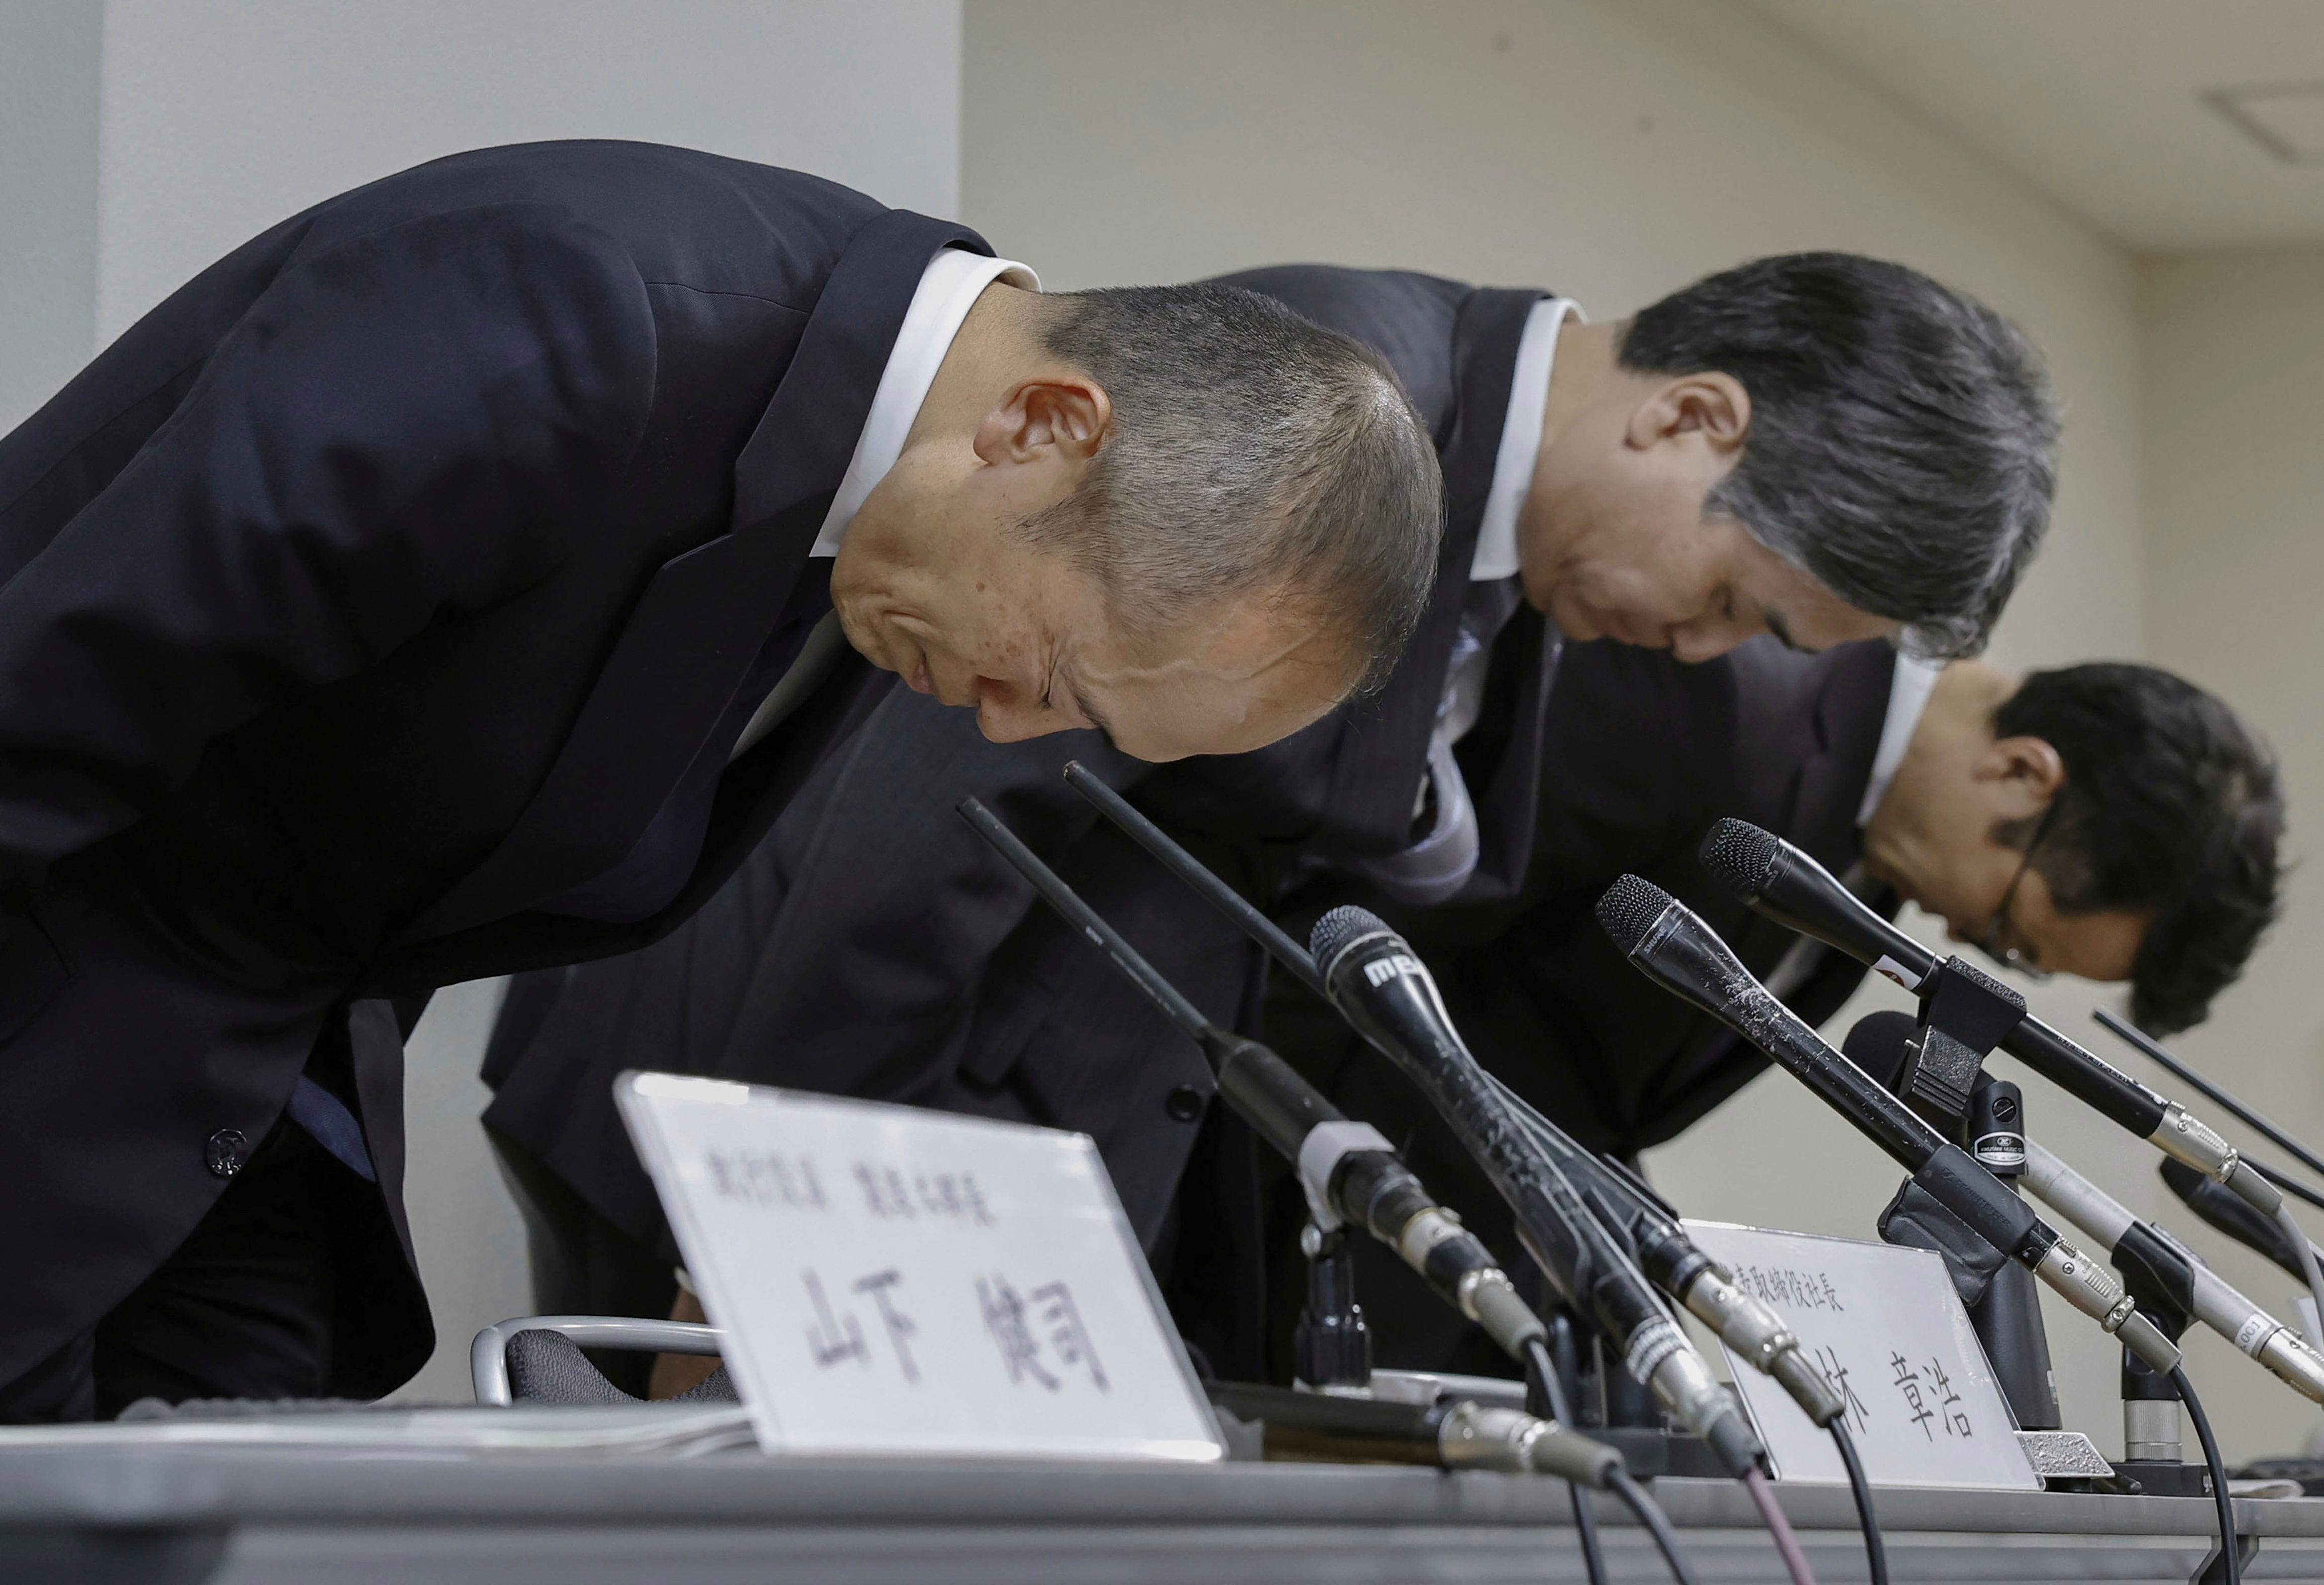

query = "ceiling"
[1742,0,2324,254]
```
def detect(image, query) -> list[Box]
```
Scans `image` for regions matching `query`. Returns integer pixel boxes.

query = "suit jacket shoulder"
[1209,266,1469,438]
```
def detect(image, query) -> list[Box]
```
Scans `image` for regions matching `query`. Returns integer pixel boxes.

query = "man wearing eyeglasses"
[1268,641,2284,1378]
[1851,657,2265,1004]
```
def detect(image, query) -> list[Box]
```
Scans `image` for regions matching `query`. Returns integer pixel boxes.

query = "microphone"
[2161,1159,2324,1281]
[954,798,1546,1364]
[1595,874,2182,1375]
[1208,1381,1624,1484]
[1055,762,1845,1429]
[1511,1096,1847,1429]
[1698,819,2278,1217]
[1847,1013,2324,1406]
[1310,905,1766,1475]
[2020,1142,2324,1405]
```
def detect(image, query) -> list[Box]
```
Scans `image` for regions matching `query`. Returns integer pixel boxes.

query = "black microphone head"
[2159,1158,2307,1278]
[1595,874,1678,957]
[1842,1010,1919,1093]
[1700,818,1783,901]
[1310,905,1394,981]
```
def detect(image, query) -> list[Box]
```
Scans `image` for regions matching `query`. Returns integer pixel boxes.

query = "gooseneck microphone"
[1595,874,2181,1375]
[1698,819,2278,1217]
[954,798,1545,1364]
[1309,905,1765,1476]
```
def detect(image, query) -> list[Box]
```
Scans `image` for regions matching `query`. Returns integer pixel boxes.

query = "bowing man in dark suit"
[1291,645,2285,1379]
[484,252,2071,1385]
[0,139,1452,1420]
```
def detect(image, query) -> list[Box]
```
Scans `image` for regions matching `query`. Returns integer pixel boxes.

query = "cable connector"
[1437,1401,1622,1486]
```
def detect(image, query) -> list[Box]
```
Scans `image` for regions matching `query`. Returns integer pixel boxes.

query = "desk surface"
[2,1411,2319,1585]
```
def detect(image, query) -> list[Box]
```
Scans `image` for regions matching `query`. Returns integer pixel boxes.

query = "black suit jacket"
[0,140,983,1392]
[482,268,1558,1329]
[1268,635,1901,1376]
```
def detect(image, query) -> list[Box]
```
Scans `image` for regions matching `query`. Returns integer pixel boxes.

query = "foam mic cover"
[1843,1010,1921,1094]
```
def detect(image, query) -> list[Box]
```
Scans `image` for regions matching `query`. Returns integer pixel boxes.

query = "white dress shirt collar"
[1858,653,1944,826]
[1470,296,1582,582]
[809,246,1040,558]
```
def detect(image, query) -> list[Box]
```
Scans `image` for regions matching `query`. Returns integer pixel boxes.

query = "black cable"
[2097,1009,2324,1188]
[2172,1365,2240,1585]
[1530,1335,1610,1585]
[1829,1418,1887,1585]
[1610,1465,1706,1585]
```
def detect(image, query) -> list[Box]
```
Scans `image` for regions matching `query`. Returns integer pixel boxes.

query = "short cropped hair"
[1018,284,1443,695]
[1621,254,2058,660]
[1993,664,2285,1034]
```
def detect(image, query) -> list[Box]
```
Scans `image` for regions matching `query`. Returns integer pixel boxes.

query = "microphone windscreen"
[1595,874,1676,956]
[1841,1010,1919,1092]
[1699,818,1784,899]
[1309,905,1390,978]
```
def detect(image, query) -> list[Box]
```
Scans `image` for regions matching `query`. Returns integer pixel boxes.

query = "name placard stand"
[617,1072,1224,1463]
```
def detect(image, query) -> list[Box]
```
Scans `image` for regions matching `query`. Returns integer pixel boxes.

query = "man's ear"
[1975,734,2068,817]
[1623,371,1751,456]
[973,376,1112,467]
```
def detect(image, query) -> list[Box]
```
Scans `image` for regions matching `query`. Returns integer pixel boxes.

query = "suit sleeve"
[714,690,1151,1094]
[0,202,658,898]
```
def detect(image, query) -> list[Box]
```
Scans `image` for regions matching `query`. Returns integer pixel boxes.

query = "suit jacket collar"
[387,209,989,953]
[1315,287,1548,857]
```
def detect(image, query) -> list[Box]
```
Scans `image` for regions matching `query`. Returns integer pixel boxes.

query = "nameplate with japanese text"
[1681,1220,2037,1489]
[617,1072,1223,1462]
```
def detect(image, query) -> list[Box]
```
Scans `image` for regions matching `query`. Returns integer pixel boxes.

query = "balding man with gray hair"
[0,140,1444,1421]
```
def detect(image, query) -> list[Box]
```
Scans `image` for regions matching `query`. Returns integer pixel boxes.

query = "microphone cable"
[1827,1417,1887,1585]
[2096,1010,2324,1352]
[1489,1074,1820,1585]
[1610,1462,1707,1585]
[1527,1334,1612,1585]
[1488,1073,1869,1585]
[2173,1364,2241,1585]
[1742,1466,1818,1585]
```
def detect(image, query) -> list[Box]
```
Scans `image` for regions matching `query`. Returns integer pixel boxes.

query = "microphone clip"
[1903,958,2027,1141]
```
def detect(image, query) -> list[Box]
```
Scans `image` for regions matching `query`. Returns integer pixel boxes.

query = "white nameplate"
[1682,1221,2038,1490]
[617,1073,1223,1462]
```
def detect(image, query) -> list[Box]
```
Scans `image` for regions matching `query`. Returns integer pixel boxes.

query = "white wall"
[2138,245,2324,1464]
[0,0,102,432]
[94,0,962,340]
[59,0,966,1402]
[964,0,2171,1456]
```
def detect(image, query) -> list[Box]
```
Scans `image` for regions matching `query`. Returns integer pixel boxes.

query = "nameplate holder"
[1682,1220,2038,1489]
[617,1072,1224,1462]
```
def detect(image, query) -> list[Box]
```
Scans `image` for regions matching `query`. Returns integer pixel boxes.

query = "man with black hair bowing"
[1287,639,2285,1378]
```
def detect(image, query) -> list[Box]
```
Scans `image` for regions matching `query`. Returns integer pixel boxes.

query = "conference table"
[3,1402,2322,1585]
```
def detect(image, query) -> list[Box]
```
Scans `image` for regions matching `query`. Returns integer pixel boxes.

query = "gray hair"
[1017,284,1443,695]
[1621,254,2058,659]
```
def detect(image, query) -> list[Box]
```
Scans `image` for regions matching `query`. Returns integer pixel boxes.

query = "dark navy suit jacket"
[0,140,984,1392]
[481,267,1557,1375]
[1270,635,1901,1376]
